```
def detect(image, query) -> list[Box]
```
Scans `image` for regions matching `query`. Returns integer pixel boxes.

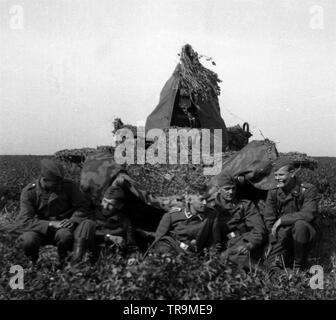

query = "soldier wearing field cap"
[208,174,266,266]
[263,157,319,271]
[96,185,138,253]
[16,159,96,264]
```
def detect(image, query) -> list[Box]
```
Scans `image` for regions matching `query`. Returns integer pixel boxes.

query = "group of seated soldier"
[16,157,319,273]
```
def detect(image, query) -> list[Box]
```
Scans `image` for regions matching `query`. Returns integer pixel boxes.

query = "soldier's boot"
[27,252,39,268]
[72,238,88,263]
[57,247,71,268]
[87,239,99,264]
[293,241,310,271]
[125,227,140,261]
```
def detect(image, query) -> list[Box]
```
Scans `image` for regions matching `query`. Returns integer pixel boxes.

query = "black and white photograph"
[0,0,336,306]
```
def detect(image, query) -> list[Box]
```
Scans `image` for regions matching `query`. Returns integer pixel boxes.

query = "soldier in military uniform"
[263,157,319,270]
[16,159,96,264]
[95,185,139,254]
[208,174,266,266]
[152,192,218,255]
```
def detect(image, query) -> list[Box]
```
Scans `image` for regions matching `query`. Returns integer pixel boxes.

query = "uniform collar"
[184,207,206,220]
[277,179,301,199]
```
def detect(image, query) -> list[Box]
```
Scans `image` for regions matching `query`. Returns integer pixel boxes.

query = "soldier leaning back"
[152,190,218,255]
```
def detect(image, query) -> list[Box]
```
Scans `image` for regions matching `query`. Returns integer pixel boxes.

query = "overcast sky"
[1,0,335,156]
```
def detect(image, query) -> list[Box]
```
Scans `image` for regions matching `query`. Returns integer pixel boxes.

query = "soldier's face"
[40,176,62,191]
[274,166,294,188]
[220,185,237,202]
[101,198,123,216]
[189,195,207,213]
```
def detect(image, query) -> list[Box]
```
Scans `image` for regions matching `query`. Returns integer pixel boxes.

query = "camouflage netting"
[279,152,318,170]
[54,122,318,198]
[54,148,97,166]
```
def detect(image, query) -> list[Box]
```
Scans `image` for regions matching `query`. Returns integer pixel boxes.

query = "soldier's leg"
[267,226,292,269]
[54,228,74,261]
[292,220,316,270]
[72,219,96,262]
[18,231,44,263]
[220,238,251,269]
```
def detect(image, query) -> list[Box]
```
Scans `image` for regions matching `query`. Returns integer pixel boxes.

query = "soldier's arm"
[69,181,93,224]
[262,190,278,232]
[281,185,319,225]
[154,212,172,241]
[16,188,50,234]
[261,190,278,243]
[242,201,266,249]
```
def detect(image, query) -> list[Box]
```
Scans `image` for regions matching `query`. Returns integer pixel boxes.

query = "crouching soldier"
[95,185,139,255]
[208,174,266,267]
[151,192,218,255]
[16,159,96,265]
[263,157,319,271]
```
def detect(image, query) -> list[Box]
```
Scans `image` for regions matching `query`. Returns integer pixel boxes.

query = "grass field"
[1,155,336,299]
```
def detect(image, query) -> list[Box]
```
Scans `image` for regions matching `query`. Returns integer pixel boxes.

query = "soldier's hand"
[105,235,126,249]
[265,244,272,258]
[235,244,248,255]
[271,218,282,237]
[59,219,74,229]
[48,220,62,230]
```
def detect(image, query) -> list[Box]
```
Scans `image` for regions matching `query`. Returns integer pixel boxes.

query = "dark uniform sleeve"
[155,212,172,241]
[262,189,278,236]
[241,201,266,249]
[281,185,319,225]
[17,187,49,234]
[68,182,93,224]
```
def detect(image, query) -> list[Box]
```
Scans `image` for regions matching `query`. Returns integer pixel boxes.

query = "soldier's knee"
[55,228,74,245]
[19,232,41,252]
[292,220,315,243]
[75,219,96,240]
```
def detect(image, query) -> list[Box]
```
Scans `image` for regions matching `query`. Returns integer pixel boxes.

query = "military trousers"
[18,219,96,262]
[220,235,264,268]
[267,220,316,268]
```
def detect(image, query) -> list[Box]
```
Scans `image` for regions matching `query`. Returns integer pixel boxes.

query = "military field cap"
[219,173,236,187]
[41,159,64,181]
[273,157,295,171]
[103,186,125,201]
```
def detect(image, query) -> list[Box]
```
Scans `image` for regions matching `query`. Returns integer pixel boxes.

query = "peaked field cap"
[103,186,125,200]
[41,159,64,181]
[273,157,295,171]
[219,173,236,187]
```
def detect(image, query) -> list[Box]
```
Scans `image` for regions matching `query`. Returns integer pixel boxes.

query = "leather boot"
[293,240,310,271]
[72,238,87,263]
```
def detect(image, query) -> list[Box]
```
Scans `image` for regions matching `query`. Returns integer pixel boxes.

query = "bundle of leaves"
[178,44,221,103]
[54,148,97,166]
[280,152,318,170]
[112,118,138,137]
